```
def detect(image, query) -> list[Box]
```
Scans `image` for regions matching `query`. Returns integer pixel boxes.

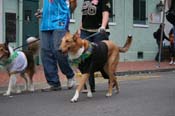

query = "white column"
[18,0,23,46]
[0,0,3,43]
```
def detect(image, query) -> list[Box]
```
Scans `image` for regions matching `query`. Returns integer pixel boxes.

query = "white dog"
[0,37,39,96]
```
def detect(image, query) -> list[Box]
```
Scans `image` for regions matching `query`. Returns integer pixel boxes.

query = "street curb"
[115,68,175,76]
[73,68,175,78]
[92,68,175,77]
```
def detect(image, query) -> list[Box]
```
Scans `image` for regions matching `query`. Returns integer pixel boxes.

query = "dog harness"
[0,46,28,74]
[0,51,18,66]
[8,52,28,73]
[78,42,108,74]
[69,43,93,66]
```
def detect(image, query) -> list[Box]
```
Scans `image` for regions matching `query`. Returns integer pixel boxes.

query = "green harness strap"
[70,43,93,66]
[0,51,19,66]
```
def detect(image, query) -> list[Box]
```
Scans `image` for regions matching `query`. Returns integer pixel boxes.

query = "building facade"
[0,0,172,62]
[0,0,39,48]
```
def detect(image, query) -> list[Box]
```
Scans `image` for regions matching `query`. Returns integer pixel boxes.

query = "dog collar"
[1,51,19,66]
[69,43,93,65]
[68,46,85,60]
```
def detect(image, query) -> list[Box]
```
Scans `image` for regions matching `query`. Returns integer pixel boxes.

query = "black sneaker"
[41,86,62,92]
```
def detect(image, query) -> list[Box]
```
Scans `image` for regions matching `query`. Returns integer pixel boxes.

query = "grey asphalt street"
[0,71,175,116]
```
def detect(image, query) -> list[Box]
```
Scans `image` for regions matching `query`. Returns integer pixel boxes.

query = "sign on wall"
[149,12,161,24]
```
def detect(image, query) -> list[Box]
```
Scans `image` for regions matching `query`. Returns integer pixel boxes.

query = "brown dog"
[59,32,132,102]
[0,37,39,96]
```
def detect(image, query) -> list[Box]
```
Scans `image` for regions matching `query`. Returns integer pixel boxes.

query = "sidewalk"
[0,60,175,91]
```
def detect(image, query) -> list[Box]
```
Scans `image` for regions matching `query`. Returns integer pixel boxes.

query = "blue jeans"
[40,30,74,87]
[80,29,109,90]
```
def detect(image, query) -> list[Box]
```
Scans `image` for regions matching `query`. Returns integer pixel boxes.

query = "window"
[5,13,16,42]
[133,0,147,25]
[24,10,32,22]
[109,0,115,23]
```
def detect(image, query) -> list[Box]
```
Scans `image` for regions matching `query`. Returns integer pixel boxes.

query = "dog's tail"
[26,37,40,56]
[119,35,132,53]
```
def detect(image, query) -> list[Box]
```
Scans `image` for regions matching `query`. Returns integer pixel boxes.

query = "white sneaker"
[67,77,76,89]
[169,61,173,65]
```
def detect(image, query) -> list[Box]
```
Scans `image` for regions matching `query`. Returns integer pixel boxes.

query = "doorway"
[23,0,39,64]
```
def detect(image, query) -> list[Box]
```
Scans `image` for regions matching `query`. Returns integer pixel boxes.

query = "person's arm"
[99,0,110,32]
[69,0,77,13]
[164,34,170,41]
[101,11,109,29]
[78,23,82,35]
[98,11,109,33]
[169,34,174,43]
[167,0,172,9]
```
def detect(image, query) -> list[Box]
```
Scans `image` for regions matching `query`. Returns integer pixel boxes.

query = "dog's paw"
[29,86,35,92]
[24,85,28,91]
[87,92,93,98]
[70,90,79,103]
[3,92,10,96]
[29,89,35,92]
[16,89,22,94]
[70,98,78,103]
[114,89,119,94]
[106,93,112,97]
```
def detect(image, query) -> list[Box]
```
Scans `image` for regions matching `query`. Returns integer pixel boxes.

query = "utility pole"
[157,0,167,67]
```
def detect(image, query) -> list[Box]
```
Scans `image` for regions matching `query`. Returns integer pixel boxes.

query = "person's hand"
[34,9,42,19]
[98,27,106,33]
[77,28,81,35]
[69,0,77,13]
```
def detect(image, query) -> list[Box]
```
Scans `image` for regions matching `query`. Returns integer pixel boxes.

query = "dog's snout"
[58,47,67,55]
